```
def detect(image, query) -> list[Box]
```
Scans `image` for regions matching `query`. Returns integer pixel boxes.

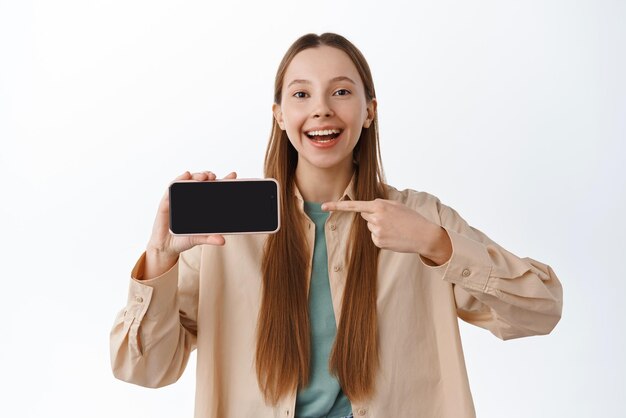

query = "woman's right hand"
[142,170,237,280]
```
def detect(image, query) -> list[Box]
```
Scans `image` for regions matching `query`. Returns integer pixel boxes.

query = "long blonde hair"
[256,32,386,405]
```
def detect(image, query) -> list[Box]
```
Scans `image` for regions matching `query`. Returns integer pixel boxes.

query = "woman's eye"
[293,91,308,98]
[334,89,351,96]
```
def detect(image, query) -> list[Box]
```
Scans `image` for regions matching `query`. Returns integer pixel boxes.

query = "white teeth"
[306,129,341,136]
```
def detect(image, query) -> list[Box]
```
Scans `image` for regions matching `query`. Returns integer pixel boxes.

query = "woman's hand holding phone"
[142,170,237,280]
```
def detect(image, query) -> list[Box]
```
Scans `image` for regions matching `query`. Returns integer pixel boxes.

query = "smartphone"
[168,179,280,235]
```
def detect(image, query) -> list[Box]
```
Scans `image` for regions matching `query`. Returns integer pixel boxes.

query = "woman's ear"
[363,98,377,128]
[272,103,285,130]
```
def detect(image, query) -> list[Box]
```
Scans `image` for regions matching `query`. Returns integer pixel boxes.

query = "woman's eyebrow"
[287,76,357,89]
[331,76,356,85]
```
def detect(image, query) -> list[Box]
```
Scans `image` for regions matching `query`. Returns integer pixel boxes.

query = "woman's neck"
[294,160,354,203]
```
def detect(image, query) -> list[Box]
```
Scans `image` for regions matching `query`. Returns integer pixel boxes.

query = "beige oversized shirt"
[110,182,563,418]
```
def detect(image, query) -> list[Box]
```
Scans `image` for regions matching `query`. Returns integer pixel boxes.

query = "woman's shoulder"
[382,183,443,221]
[383,183,442,206]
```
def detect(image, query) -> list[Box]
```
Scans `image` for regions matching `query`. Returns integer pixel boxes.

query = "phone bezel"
[168,178,281,236]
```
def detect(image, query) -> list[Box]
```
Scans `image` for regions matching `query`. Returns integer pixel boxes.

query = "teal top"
[295,202,352,418]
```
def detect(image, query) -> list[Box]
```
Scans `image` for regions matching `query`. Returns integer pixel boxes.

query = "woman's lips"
[305,130,343,148]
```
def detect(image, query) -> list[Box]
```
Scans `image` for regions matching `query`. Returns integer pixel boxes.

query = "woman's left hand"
[322,199,452,265]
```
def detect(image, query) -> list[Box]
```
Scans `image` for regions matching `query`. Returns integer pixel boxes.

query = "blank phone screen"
[169,180,280,234]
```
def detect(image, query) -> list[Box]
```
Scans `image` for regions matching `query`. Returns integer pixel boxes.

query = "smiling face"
[273,45,376,177]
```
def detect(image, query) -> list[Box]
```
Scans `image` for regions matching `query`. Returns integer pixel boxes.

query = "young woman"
[110,33,563,418]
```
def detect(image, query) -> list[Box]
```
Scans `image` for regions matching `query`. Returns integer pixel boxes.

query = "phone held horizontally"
[168,178,280,235]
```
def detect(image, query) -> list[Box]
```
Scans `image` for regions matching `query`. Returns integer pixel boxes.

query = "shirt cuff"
[125,252,180,322]
[420,227,493,293]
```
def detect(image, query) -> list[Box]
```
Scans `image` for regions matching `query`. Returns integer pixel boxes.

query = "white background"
[1,0,624,417]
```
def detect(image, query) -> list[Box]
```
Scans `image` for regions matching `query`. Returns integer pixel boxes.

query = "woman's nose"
[312,97,334,118]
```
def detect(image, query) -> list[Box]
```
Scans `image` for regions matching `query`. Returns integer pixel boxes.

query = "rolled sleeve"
[110,251,196,387]
[438,228,493,293]
[418,197,563,340]
[127,252,180,320]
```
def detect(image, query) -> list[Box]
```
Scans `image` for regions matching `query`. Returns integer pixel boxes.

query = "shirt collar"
[292,172,356,203]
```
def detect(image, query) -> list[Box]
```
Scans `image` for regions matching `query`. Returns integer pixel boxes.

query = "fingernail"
[321,203,328,211]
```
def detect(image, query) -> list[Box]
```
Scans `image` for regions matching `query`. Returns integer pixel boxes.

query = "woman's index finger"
[321,200,374,213]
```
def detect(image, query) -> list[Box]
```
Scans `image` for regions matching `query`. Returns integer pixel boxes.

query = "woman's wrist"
[419,225,452,266]
[142,246,179,280]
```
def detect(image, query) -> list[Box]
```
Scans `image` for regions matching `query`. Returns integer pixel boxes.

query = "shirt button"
[462,268,471,277]
[329,223,337,231]
[358,408,366,416]
[333,265,341,272]
[135,296,144,303]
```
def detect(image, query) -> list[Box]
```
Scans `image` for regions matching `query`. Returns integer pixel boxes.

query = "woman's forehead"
[284,45,363,86]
